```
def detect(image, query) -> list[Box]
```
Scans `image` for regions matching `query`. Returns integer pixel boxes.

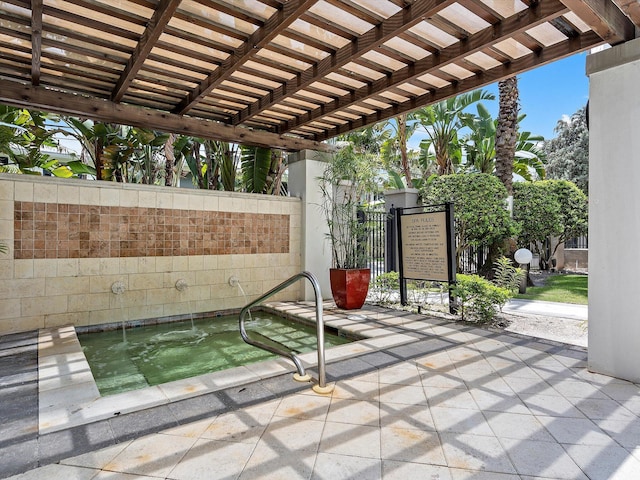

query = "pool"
[78,312,353,396]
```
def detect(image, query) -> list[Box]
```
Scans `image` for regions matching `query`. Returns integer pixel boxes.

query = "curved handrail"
[239,271,327,389]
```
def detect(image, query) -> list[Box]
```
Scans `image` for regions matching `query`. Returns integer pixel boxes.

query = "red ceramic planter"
[329,268,371,310]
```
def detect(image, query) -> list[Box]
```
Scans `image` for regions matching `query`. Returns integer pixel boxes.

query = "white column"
[288,150,333,300]
[586,38,640,383]
[384,188,421,272]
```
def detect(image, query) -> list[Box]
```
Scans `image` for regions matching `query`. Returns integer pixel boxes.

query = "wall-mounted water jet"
[111,281,127,343]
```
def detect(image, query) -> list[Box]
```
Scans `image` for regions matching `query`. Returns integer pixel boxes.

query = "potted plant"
[318,144,374,309]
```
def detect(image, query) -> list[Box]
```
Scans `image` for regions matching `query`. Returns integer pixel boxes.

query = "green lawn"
[515,274,588,305]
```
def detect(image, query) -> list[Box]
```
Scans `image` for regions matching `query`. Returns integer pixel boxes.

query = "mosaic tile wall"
[13,202,289,259]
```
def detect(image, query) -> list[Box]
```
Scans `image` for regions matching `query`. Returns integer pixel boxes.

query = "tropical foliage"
[422,173,519,269]
[0,103,288,194]
[461,104,545,180]
[0,105,94,178]
[380,114,419,188]
[414,90,495,176]
[513,179,588,265]
[318,143,377,269]
[513,181,563,264]
[546,179,589,257]
[544,105,589,194]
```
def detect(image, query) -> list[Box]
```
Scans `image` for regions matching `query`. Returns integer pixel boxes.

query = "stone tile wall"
[0,175,302,334]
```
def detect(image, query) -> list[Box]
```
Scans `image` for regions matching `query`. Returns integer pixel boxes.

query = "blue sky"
[486,52,590,140]
[409,51,590,149]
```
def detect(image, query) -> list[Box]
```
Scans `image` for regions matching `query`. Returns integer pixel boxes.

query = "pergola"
[0,0,638,152]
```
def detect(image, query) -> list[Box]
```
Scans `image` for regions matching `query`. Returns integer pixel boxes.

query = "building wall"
[562,249,588,272]
[587,37,640,383]
[0,174,302,334]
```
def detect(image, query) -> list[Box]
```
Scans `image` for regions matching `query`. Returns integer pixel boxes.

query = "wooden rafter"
[560,0,635,44]
[111,0,182,102]
[233,0,459,126]
[278,0,571,134]
[312,30,603,141]
[30,0,42,86]
[612,0,640,27]
[173,0,319,115]
[0,81,332,152]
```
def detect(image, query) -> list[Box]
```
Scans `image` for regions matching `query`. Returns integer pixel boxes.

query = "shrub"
[492,256,525,294]
[372,271,399,304]
[422,173,519,271]
[452,274,511,323]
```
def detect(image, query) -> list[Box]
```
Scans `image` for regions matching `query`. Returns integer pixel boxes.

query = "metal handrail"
[239,271,328,389]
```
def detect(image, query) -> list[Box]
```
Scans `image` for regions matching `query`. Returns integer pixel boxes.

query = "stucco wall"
[0,174,302,334]
[587,37,640,383]
[562,249,588,272]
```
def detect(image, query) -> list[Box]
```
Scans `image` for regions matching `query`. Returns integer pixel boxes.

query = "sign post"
[396,203,456,313]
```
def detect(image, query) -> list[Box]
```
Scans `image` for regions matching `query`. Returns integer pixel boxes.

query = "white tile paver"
[327,397,380,426]
[499,438,587,479]
[103,434,196,478]
[430,406,494,436]
[312,453,381,480]
[9,464,97,480]
[380,426,447,465]
[166,438,255,480]
[382,460,453,479]
[379,402,436,431]
[536,415,614,446]
[240,443,316,480]
[485,411,555,442]
[319,422,381,458]
[565,443,640,480]
[439,432,517,474]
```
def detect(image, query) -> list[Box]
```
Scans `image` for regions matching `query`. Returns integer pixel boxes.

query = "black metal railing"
[358,208,388,281]
[565,235,588,249]
[458,243,489,274]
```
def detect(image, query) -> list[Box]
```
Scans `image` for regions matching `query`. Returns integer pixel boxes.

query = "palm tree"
[415,90,495,175]
[495,77,519,197]
[462,104,546,180]
[380,114,418,188]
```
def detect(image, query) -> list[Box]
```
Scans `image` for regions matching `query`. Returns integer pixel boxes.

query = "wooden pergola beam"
[612,0,640,28]
[111,0,182,103]
[560,0,635,44]
[279,0,570,134]
[312,30,603,141]
[30,0,43,86]
[173,0,318,115]
[0,81,332,152]
[232,0,459,126]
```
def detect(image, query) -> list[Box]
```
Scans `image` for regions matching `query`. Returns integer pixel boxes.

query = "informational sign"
[395,203,456,310]
[399,211,449,282]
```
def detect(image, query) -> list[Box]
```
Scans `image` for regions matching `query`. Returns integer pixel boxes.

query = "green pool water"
[78,313,351,396]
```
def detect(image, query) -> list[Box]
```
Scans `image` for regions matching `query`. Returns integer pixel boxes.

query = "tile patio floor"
[2,303,640,479]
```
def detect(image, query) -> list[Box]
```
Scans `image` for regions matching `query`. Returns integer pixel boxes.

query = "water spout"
[111,281,126,295]
[175,279,195,329]
[230,276,251,321]
[111,281,127,343]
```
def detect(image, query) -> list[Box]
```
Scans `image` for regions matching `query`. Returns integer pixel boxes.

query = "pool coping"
[37,301,439,434]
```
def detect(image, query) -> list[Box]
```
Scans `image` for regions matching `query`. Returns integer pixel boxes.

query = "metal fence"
[359,209,388,281]
[458,242,490,274]
[565,235,588,249]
